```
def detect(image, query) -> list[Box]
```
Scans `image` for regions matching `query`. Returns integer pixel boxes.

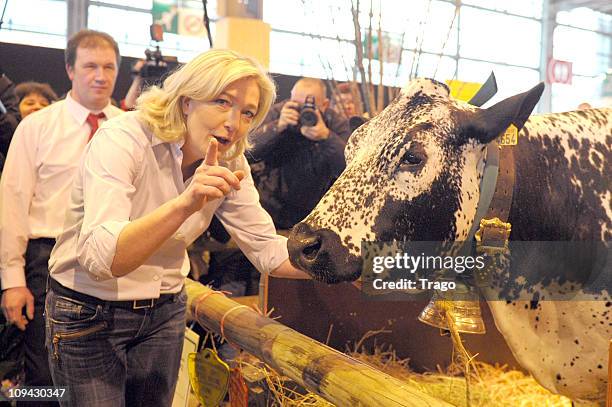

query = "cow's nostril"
[302,237,321,261]
[288,224,363,282]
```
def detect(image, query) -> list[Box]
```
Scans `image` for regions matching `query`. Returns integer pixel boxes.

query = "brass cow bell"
[418,280,486,334]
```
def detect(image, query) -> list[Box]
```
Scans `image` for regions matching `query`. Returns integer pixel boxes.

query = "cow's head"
[288,78,544,283]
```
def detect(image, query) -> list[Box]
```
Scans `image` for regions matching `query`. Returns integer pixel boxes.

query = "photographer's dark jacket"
[248,99,350,230]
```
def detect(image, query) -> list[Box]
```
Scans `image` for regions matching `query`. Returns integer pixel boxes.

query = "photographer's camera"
[135,24,177,83]
[138,47,169,81]
[288,95,318,130]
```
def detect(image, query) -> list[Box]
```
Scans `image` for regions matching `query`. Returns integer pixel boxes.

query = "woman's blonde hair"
[137,49,276,161]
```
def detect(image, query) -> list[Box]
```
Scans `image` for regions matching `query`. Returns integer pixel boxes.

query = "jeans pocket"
[47,293,107,365]
[49,295,99,325]
[50,319,107,365]
[49,301,105,361]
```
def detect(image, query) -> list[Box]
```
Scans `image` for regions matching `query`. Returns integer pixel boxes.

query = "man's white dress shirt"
[0,93,123,290]
[49,111,288,300]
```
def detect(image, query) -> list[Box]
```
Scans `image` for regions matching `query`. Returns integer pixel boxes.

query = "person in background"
[121,59,146,111]
[331,81,359,119]
[0,29,122,404]
[249,77,350,230]
[45,49,309,407]
[15,82,59,119]
[0,70,20,174]
[330,81,368,133]
[0,68,22,403]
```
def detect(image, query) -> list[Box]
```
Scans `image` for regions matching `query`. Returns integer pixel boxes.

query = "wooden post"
[257,272,268,314]
[607,339,612,407]
[185,278,451,407]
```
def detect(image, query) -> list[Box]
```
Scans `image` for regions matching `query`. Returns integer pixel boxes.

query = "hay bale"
[229,343,573,407]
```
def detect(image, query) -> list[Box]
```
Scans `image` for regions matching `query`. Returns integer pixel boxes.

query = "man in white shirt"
[0,29,123,396]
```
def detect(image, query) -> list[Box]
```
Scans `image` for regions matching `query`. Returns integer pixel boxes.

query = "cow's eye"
[400,151,423,167]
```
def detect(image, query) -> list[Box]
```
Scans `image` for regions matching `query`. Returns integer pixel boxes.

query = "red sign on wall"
[547,58,573,85]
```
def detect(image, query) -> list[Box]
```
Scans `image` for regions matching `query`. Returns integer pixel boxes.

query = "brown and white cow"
[288,78,611,404]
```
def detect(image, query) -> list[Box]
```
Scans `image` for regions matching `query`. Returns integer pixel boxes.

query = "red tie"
[86,112,106,141]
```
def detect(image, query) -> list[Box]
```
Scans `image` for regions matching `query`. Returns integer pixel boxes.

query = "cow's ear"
[463,82,545,144]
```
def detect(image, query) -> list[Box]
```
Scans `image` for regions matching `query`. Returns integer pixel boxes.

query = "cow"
[287,78,611,404]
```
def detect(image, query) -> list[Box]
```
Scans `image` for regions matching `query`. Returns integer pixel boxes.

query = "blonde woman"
[45,49,309,407]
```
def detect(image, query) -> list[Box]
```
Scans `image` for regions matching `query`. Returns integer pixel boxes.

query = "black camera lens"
[299,95,318,127]
[299,109,318,127]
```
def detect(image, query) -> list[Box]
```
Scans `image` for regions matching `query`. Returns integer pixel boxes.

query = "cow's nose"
[287,222,322,267]
[288,222,363,283]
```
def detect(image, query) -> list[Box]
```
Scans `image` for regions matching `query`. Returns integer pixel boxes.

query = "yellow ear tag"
[188,348,230,407]
[499,124,518,146]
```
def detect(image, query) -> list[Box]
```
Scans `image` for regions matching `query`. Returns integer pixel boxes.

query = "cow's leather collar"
[454,137,516,292]
[465,139,516,249]
[479,143,515,243]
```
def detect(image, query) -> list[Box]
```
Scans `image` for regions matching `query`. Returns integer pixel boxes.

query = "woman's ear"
[181,96,192,116]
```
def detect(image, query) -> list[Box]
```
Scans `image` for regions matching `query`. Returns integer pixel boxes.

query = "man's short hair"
[294,77,327,98]
[65,29,121,68]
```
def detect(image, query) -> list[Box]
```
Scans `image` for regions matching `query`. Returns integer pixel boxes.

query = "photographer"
[121,59,145,110]
[121,42,174,111]
[249,77,350,230]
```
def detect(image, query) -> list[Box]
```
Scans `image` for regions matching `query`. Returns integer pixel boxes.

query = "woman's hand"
[111,139,245,277]
[176,139,245,216]
[270,259,312,279]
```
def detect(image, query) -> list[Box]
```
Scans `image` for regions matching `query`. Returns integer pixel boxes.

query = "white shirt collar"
[65,91,116,126]
[148,128,185,150]
[150,133,167,147]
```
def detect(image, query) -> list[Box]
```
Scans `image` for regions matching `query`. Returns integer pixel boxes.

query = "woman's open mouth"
[213,135,231,146]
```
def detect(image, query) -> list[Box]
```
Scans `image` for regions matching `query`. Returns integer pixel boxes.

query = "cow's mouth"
[287,222,363,283]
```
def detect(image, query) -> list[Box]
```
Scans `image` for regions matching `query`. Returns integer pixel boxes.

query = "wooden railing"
[185,278,451,407]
